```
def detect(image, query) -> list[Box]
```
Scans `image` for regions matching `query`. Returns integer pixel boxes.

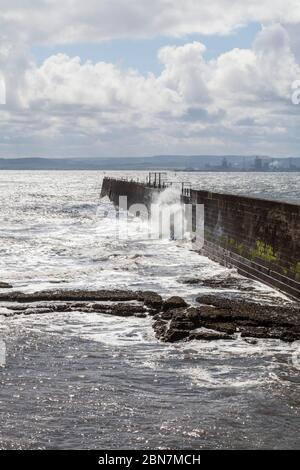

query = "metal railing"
[105,173,193,196]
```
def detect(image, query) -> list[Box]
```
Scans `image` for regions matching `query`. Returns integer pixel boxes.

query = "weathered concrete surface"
[182,189,300,299]
[101,177,300,300]
[101,177,161,211]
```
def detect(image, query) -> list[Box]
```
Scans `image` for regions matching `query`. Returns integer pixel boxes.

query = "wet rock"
[12,302,74,312]
[70,302,94,309]
[141,292,163,311]
[244,338,258,345]
[200,322,237,335]
[185,308,201,324]
[6,305,28,311]
[189,330,233,341]
[0,282,12,289]
[0,289,145,303]
[194,295,300,342]
[240,326,300,343]
[152,319,168,339]
[158,310,174,320]
[181,276,254,291]
[181,278,203,285]
[163,296,188,311]
[153,306,198,342]
[163,329,190,343]
[158,307,188,321]
[24,308,54,316]
[2,287,298,345]
[147,292,300,343]
[196,295,300,328]
[169,319,195,331]
[152,313,162,321]
[90,304,111,311]
[90,302,147,317]
[110,303,144,317]
[2,307,54,317]
[50,304,73,312]
[134,312,147,319]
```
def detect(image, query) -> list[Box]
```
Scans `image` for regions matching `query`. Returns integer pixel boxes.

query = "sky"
[1,1,300,159]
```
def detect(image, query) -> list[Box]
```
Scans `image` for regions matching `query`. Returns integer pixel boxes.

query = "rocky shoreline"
[152,294,300,343]
[0,287,299,344]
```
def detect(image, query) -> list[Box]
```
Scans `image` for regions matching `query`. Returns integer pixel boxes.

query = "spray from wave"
[150,186,203,249]
[150,186,187,242]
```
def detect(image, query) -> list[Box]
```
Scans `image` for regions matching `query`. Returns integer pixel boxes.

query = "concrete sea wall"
[101,177,300,300]
[101,177,160,210]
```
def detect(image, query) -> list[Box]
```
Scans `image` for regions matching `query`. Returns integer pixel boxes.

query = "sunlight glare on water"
[0,171,299,450]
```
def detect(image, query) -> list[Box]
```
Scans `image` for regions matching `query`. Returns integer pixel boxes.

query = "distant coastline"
[0,155,300,171]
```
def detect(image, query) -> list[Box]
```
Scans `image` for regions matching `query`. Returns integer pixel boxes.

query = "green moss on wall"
[251,240,277,263]
[237,243,245,256]
[218,235,245,256]
[292,262,300,281]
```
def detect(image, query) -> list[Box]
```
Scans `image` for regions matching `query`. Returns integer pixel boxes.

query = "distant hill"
[0,156,299,171]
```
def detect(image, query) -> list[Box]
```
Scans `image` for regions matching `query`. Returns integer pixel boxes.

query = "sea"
[0,170,299,449]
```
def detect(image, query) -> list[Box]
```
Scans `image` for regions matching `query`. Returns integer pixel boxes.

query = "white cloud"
[211,24,300,104]
[1,0,300,44]
[1,2,300,157]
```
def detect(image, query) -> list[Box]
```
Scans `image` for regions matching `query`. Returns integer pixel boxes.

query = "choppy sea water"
[0,171,299,450]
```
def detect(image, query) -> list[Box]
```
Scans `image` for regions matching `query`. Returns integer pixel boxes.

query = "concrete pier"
[101,177,300,300]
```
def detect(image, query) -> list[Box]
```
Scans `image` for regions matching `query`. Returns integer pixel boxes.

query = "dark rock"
[91,303,147,317]
[2,287,298,345]
[91,303,146,317]
[0,289,145,303]
[159,310,175,320]
[191,294,300,342]
[110,303,141,317]
[182,276,255,291]
[147,309,160,316]
[51,304,73,312]
[6,305,28,311]
[201,322,237,335]
[186,308,201,325]
[153,306,199,343]
[196,295,300,328]
[163,329,190,343]
[201,276,254,290]
[181,278,203,285]
[281,330,300,343]
[90,304,111,311]
[152,319,168,339]
[141,292,163,311]
[189,331,233,341]
[24,308,53,316]
[169,320,195,331]
[71,302,95,309]
[4,307,54,317]
[0,282,12,289]
[167,307,189,320]
[163,296,188,311]
[240,326,300,343]
[152,313,162,321]
[244,338,258,345]
[134,312,147,318]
